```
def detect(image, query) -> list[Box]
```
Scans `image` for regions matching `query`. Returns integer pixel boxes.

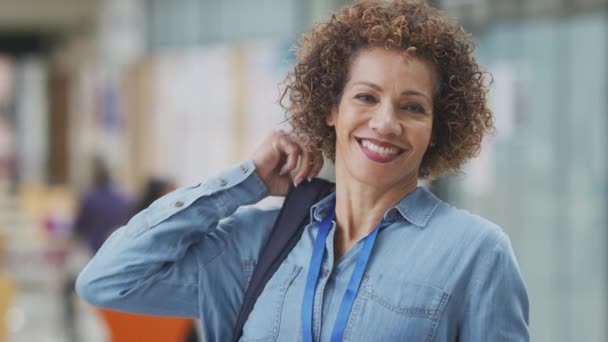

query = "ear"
[326,106,338,127]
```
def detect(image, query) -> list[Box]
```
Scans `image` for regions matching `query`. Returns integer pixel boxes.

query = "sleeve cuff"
[206,160,270,216]
[143,160,269,229]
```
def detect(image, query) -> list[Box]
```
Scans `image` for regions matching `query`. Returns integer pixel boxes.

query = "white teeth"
[361,139,400,155]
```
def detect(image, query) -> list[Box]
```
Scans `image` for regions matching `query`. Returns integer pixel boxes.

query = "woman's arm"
[76,130,323,320]
[75,160,269,318]
[459,231,530,341]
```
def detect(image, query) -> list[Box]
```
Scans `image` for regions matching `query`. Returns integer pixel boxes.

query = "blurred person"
[133,178,176,214]
[72,157,132,253]
[76,1,529,341]
[63,157,131,341]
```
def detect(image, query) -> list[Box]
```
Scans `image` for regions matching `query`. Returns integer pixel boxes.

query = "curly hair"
[280,0,494,178]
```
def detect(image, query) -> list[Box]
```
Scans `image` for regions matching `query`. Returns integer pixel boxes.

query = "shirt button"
[240,165,249,173]
[218,178,227,186]
[175,201,184,208]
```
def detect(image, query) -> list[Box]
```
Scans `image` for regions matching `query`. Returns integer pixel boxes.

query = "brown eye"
[401,104,425,114]
[355,94,377,103]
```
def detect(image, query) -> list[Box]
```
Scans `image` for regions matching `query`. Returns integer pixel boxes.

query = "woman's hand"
[251,130,324,196]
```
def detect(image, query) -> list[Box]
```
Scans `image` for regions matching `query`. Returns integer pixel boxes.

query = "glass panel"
[440,14,607,342]
[146,0,306,48]
[523,0,561,13]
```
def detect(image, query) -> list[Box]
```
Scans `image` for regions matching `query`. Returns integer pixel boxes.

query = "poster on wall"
[152,46,237,185]
[149,41,295,187]
[242,41,293,155]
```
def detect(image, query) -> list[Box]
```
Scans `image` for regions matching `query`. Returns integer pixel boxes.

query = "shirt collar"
[309,186,442,229]
[310,192,337,223]
[391,186,442,228]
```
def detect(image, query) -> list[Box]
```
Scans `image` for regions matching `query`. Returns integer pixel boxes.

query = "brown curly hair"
[280,0,494,178]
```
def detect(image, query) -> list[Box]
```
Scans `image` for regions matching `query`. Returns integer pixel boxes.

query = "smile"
[356,138,404,163]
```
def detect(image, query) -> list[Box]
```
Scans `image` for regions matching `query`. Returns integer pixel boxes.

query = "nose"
[369,103,403,136]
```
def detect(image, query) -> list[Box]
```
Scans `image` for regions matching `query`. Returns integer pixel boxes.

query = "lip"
[356,137,404,163]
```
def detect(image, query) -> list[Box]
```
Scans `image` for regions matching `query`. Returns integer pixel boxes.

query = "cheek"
[407,122,433,150]
[422,125,433,143]
[337,126,351,143]
[406,119,433,134]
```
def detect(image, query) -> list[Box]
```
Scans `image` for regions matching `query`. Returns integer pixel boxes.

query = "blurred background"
[0,0,605,341]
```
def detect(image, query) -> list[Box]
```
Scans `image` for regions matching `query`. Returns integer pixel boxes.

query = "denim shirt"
[76,160,529,342]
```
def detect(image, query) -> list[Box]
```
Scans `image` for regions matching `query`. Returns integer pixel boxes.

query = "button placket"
[313,273,327,340]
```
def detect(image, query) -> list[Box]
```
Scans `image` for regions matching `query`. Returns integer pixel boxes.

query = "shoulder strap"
[231,178,335,342]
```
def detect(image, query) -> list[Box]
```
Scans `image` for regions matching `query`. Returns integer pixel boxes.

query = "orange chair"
[96,308,195,342]
[0,274,15,342]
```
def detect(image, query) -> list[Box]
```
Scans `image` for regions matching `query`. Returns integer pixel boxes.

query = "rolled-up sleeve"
[76,160,269,318]
[460,232,530,341]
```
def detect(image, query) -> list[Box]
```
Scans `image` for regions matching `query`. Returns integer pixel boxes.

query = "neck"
[333,168,417,242]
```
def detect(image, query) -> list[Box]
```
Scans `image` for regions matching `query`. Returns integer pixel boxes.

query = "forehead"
[347,47,436,95]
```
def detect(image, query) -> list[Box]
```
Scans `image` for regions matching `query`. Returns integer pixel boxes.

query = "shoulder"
[428,202,511,257]
[423,203,525,293]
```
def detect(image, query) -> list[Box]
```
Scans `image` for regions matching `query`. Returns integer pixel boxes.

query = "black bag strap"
[231,178,335,342]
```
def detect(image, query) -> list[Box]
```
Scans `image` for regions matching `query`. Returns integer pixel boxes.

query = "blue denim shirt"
[76,160,529,341]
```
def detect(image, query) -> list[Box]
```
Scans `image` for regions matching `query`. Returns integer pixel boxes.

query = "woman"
[77,1,529,341]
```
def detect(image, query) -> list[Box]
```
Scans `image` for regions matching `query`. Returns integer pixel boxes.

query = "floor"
[7,275,106,342]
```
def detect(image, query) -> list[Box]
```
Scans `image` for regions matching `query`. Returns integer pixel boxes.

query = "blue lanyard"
[301,203,381,342]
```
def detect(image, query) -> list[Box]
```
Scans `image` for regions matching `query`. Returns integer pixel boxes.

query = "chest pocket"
[240,263,302,342]
[343,274,450,342]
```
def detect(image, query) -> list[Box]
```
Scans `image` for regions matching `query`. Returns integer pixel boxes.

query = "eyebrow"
[352,81,432,102]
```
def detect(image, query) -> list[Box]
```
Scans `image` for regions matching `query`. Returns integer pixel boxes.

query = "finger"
[293,149,314,186]
[276,137,302,175]
[282,152,298,176]
[302,151,323,181]
[309,154,324,179]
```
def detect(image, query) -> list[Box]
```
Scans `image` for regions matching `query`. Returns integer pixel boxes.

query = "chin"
[344,159,400,188]
[342,152,421,190]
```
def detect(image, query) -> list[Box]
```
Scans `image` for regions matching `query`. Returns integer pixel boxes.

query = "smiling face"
[327,47,436,192]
